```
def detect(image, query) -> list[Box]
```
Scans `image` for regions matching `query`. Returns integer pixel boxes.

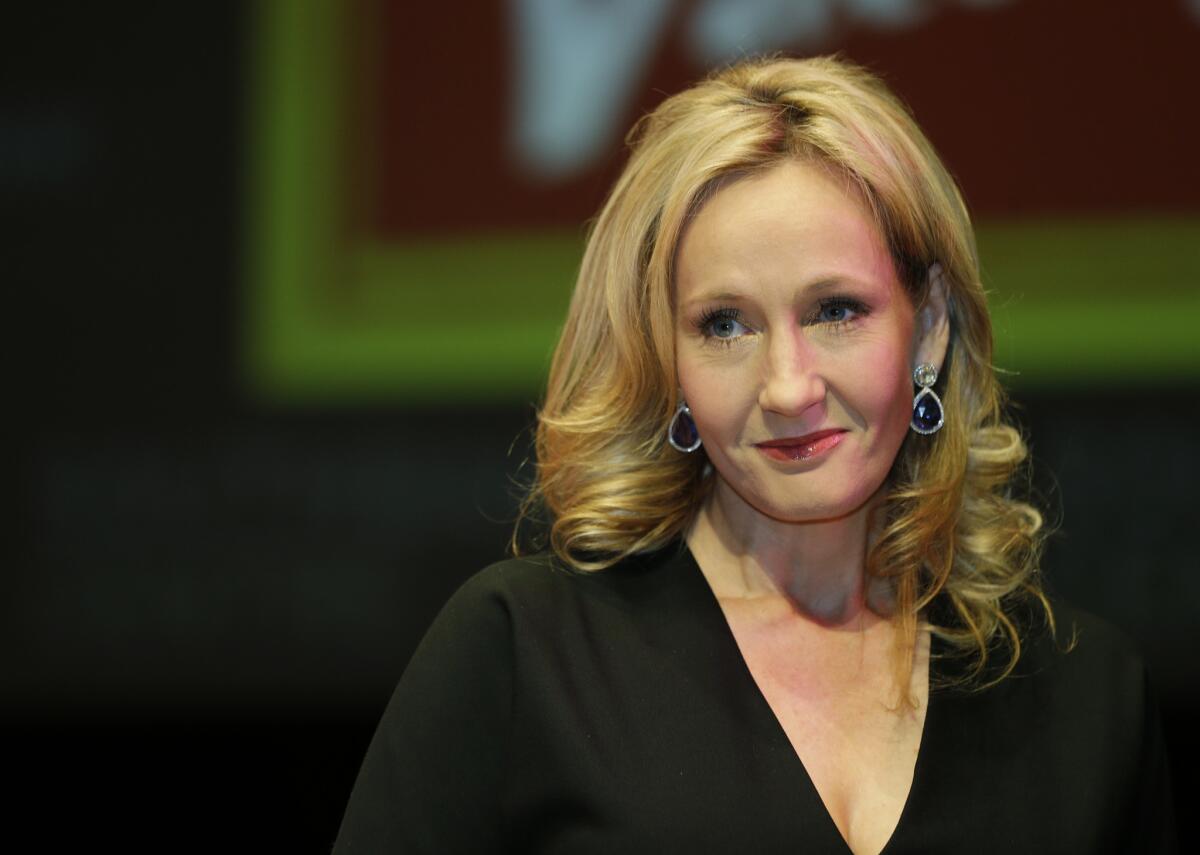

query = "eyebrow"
[679,277,853,311]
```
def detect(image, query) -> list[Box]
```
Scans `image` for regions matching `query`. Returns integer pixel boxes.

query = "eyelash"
[695,306,748,347]
[811,297,869,328]
[694,297,870,347]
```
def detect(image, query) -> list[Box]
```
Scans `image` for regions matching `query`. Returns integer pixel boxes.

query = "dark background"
[8,4,1197,851]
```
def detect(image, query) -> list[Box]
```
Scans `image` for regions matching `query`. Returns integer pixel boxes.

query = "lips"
[755,429,847,462]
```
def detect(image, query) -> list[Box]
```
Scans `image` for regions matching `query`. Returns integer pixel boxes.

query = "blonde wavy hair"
[515,54,1056,695]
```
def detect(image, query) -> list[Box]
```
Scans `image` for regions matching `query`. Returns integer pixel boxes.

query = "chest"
[502,579,1140,854]
[719,603,930,855]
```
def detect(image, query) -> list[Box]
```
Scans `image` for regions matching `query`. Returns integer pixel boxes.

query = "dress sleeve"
[332,570,514,854]
[1135,665,1179,854]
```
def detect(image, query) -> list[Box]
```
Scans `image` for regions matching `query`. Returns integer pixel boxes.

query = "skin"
[674,157,949,623]
[673,158,950,854]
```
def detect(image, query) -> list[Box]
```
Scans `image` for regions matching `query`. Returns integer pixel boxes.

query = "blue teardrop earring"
[668,399,703,452]
[910,363,944,435]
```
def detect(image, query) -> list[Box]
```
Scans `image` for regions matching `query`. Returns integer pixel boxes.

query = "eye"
[812,297,869,326]
[696,306,751,344]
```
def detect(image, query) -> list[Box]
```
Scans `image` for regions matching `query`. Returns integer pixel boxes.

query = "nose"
[757,329,827,417]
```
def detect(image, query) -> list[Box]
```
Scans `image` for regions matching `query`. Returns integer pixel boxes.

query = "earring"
[910,363,944,435]
[668,399,703,452]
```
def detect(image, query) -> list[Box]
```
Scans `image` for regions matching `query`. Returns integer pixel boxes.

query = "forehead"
[674,158,898,307]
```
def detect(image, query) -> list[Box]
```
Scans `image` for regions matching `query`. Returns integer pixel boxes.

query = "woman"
[334,56,1176,854]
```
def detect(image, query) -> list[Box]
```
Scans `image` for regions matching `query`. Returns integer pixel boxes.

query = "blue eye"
[819,304,850,322]
[697,307,749,342]
[814,297,868,326]
[710,316,747,338]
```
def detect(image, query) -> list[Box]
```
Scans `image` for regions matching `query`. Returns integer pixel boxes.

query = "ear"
[912,263,951,376]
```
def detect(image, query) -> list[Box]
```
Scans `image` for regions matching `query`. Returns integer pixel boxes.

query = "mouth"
[755,429,847,462]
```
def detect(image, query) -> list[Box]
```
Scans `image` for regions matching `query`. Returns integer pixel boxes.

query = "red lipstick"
[755,429,846,462]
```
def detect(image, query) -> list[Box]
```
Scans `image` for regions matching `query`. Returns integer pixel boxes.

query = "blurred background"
[8,0,1198,850]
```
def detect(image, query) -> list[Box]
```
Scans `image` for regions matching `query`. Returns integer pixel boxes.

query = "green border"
[980,219,1200,387]
[246,1,1200,404]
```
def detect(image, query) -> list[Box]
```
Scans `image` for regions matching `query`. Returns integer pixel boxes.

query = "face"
[674,158,945,524]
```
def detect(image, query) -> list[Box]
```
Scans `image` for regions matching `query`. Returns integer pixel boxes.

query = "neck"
[686,477,893,627]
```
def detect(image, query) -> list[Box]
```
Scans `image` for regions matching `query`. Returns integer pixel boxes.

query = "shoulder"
[1009,601,1175,846]
[443,542,696,625]
[925,603,1176,851]
[454,551,583,603]
[1018,598,1148,689]
[420,542,704,680]
[998,598,1158,750]
[935,596,1155,727]
[933,599,1161,789]
[933,594,1148,697]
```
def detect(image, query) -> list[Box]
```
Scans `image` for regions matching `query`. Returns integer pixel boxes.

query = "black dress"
[333,541,1178,853]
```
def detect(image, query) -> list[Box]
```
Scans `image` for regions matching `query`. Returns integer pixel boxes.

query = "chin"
[751,487,881,525]
[713,461,890,526]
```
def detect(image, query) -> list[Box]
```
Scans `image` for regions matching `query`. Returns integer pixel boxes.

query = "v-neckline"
[674,541,936,855]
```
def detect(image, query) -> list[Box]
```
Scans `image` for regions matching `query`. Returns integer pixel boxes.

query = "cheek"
[856,317,916,413]
[860,345,914,438]
[822,336,913,451]
[677,354,752,440]
[874,353,913,411]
